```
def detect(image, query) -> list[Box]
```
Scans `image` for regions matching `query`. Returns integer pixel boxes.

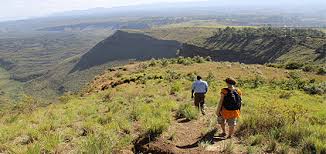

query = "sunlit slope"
[1,58,325,153]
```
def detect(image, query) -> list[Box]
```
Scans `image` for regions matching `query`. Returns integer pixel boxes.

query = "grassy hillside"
[0,67,23,106]
[0,30,112,82]
[1,58,325,153]
[172,27,326,67]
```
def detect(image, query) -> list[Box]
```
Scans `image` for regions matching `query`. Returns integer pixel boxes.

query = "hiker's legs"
[217,116,226,135]
[200,100,206,115]
[226,119,237,138]
[228,126,235,137]
[194,93,200,109]
[221,123,226,134]
[194,93,206,115]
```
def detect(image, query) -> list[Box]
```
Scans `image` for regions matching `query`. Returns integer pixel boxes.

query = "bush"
[80,134,115,153]
[266,140,277,152]
[285,62,303,70]
[136,98,176,139]
[170,82,182,95]
[288,71,301,80]
[142,116,170,138]
[317,67,326,75]
[149,58,157,67]
[247,135,264,146]
[266,63,282,68]
[176,104,199,120]
[193,56,206,63]
[177,57,194,65]
[206,72,215,84]
[161,58,169,67]
[303,83,325,95]
[205,56,212,62]
[237,76,265,88]
[14,95,41,113]
[279,91,293,99]
[302,65,314,72]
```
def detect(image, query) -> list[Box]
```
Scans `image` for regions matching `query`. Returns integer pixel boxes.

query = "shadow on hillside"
[70,31,181,73]
[176,128,224,149]
[179,44,264,64]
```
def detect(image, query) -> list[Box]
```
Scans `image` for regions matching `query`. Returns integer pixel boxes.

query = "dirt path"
[135,108,247,154]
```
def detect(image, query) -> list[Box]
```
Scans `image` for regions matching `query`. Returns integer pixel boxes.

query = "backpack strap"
[224,88,238,94]
[224,88,230,93]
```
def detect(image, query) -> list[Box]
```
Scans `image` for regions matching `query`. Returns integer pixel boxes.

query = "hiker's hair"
[225,77,237,85]
[197,76,202,80]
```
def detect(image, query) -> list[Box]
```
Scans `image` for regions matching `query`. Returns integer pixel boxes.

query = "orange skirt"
[221,107,240,119]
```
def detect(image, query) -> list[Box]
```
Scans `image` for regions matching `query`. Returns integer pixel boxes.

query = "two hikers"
[191,76,242,139]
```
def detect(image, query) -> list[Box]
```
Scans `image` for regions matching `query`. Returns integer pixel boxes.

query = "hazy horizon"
[1,0,326,22]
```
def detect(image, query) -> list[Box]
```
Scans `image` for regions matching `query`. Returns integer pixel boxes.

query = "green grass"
[0,59,325,153]
[176,104,199,120]
[0,67,23,105]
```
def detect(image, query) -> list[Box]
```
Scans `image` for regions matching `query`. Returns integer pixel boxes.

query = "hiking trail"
[132,108,247,154]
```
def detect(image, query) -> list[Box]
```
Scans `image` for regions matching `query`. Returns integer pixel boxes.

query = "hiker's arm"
[205,83,208,93]
[191,83,195,98]
[191,90,194,98]
[216,94,224,116]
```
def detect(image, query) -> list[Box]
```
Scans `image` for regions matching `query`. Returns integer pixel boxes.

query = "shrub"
[246,146,257,154]
[166,70,182,81]
[176,104,199,120]
[266,140,277,152]
[185,72,196,81]
[281,125,311,146]
[149,58,157,67]
[136,98,176,139]
[222,141,235,153]
[317,67,326,75]
[80,134,115,153]
[237,76,265,88]
[266,63,282,68]
[177,57,194,65]
[247,135,264,146]
[303,82,326,95]
[141,114,170,138]
[302,65,314,72]
[114,72,123,78]
[251,76,265,88]
[161,58,169,67]
[206,72,215,84]
[59,93,75,103]
[14,95,41,113]
[279,91,293,99]
[170,82,182,95]
[285,62,303,70]
[277,144,290,154]
[288,71,301,80]
[193,56,206,63]
[205,56,212,62]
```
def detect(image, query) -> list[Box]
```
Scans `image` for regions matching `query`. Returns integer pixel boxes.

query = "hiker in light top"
[192,76,208,115]
[216,77,242,139]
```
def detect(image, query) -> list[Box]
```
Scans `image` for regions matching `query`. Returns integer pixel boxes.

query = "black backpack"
[223,88,242,110]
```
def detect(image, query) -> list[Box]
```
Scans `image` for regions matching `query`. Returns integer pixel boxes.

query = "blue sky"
[1,0,325,21]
